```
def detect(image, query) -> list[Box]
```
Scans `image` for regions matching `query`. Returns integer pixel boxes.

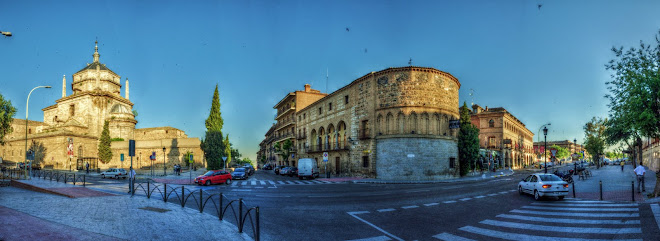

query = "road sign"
[128,140,135,156]
[291,153,295,159]
[550,149,557,157]
[222,157,227,161]
[189,154,194,163]
[322,152,328,162]
[121,154,124,162]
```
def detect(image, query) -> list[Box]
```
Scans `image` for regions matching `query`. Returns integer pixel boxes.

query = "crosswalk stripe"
[487,194,498,196]
[295,181,306,184]
[531,202,638,207]
[459,198,472,201]
[346,235,392,241]
[278,181,285,184]
[286,181,296,184]
[510,209,639,218]
[402,205,419,209]
[231,182,237,186]
[241,181,248,185]
[549,200,613,204]
[522,205,639,212]
[496,214,641,225]
[474,196,485,199]
[251,181,257,185]
[432,232,475,241]
[260,181,266,185]
[498,191,508,194]
[377,208,396,212]
[424,203,439,206]
[311,180,324,184]
[459,226,642,241]
[268,181,276,185]
[443,201,457,204]
[479,219,641,234]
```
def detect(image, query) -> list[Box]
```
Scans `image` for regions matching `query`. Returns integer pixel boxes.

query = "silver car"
[100,168,128,179]
[518,173,569,200]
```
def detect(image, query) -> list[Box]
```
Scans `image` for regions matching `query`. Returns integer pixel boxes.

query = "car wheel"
[226,179,232,185]
[534,190,541,201]
[558,196,565,200]
[101,174,105,179]
[123,176,127,179]
[518,186,523,195]
[205,180,211,186]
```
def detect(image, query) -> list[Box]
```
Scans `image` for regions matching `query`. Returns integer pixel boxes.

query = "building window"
[303,113,306,119]
[488,136,496,148]
[345,95,349,104]
[449,157,456,168]
[319,107,322,115]
[70,104,75,116]
[488,119,494,128]
[329,102,332,111]
[362,156,369,168]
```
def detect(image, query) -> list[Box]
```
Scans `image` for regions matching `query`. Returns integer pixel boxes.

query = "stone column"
[62,75,66,98]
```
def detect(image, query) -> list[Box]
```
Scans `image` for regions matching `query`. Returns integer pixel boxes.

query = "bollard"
[83,175,86,187]
[256,206,260,241]
[219,193,224,220]
[572,182,576,198]
[73,173,76,185]
[147,182,151,198]
[64,174,67,184]
[164,183,167,202]
[239,198,243,233]
[199,191,203,213]
[599,180,603,201]
[181,186,185,207]
[632,181,635,202]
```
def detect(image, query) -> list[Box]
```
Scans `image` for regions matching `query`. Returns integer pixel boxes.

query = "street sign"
[222,157,227,161]
[128,140,135,156]
[291,153,295,159]
[550,149,557,157]
[121,154,124,162]
[189,154,193,163]
[322,152,328,162]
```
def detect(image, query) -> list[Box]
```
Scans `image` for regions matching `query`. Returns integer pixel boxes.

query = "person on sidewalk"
[620,160,625,171]
[128,168,136,193]
[633,164,646,193]
[85,162,89,174]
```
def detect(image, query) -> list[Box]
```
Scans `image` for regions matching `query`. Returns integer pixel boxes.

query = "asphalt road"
[85,170,660,241]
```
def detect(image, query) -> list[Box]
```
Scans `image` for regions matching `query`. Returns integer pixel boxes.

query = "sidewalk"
[352,169,515,184]
[553,164,657,203]
[0,178,251,241]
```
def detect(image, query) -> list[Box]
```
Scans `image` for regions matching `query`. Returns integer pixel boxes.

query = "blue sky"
[1,0,659,159]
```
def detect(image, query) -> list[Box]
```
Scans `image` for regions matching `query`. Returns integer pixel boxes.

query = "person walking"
[620,160,625,171]
[633,164,646,193]
[85,162,90,174]
[128,168,136,193]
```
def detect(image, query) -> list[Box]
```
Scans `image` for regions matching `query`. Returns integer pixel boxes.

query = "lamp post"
[543,126,548,173]
[536,123,550,169]
[25,85,51,178]
[163,147,166,176]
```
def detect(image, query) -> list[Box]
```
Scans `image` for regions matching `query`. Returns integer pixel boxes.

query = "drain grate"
[138,206,171,213]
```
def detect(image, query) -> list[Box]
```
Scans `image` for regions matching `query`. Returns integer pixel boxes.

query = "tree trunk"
[637,137,643,166]
[654,172,660,198]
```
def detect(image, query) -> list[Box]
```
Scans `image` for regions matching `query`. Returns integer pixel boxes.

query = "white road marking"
[509,189,516,192]
[510,209,639,218]
[522,205,639,212]
[268,181,276,185]
[498,191,508,194]
[256,194,290,198]
[251,181,257,185]
[443,201,457,204]
[295,181,306,184]
[531,202,638,207]
[459,226,643,241]
[286,181,296,184]
[231,189,252,192]
[255,187,264,189]
[347,212,403,241]
[402,205,419,209]
[346,236,392,241]
[241,181,248,185]
[260,181,266,185]
[479,219,641,234]
[459,198,472,201]
[277,181,285,184]
[377,208,396,212]
[487,193,497,196]
[267,186,277,188]
[551,200,613,204]
[432,232,475,241]
[651,204,660,231]
[474,196,485,199]
[424,203,439,206]
[231,182,238,186]
[496,214,640,225]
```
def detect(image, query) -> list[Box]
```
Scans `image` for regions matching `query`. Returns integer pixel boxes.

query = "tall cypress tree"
[458,102,480,176]
[223,134,231,168]
[205,84,223,132]
[98,120,113,164]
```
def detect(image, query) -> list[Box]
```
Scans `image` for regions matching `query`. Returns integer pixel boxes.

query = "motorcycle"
[553,170,574,184]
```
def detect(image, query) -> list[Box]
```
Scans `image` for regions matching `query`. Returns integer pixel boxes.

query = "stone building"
[470,104,534,169]
[642,137,659,172]
[258,84,327,166]
[533,140,586,162]
[0,42,203,171]
[291,66,460,180]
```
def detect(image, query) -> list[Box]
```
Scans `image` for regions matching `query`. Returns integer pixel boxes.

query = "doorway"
[335,157,340,175]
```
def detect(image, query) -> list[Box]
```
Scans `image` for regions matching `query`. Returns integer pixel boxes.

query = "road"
[84,169,660,241]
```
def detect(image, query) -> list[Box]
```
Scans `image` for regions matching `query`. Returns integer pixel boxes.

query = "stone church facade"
[283,66,461,180]
[0,42,203,171]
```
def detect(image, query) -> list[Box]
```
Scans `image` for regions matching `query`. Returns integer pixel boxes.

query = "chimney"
[62,75,66,98]
[304,84,311,92]
[485,106,489,111]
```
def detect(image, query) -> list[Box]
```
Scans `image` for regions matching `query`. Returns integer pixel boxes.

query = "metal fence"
[31,169,87,186]
[131,181,260,240]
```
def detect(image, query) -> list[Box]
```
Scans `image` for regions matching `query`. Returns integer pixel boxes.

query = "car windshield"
[234,168,245,172]
[203,171,214,176]
[539,175,562,181]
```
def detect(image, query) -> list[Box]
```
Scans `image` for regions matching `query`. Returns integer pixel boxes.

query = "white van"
[297,158,319,180]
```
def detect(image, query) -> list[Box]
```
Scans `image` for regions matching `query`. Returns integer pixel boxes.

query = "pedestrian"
[633,164,646,193]
[620,160,625,172]
[85,162,89,174]
[128,168,136,193]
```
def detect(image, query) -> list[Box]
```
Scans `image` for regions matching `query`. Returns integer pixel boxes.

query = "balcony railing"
[358,128,370,140]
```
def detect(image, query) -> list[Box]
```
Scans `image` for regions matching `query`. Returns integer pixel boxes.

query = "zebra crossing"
[230,179,334,187]
[434,199,643,241]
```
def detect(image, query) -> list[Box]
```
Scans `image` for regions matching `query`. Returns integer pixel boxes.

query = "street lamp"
[543,126,548,173]
[536,123,550,168]
[25,85,51,178]
[162,147,166,176]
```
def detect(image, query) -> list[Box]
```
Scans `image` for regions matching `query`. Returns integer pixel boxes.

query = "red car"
[194,170,232,186]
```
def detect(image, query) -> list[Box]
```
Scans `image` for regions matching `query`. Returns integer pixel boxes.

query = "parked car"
[195,170,232,186]
[280,167,292,176]
[100,168,128,179]
[243,164,255,175]
[287,167,298,177]
[274,165,287,175]
[262,164,273,170]
[297,158,319,179]
[518,173,569,200]
[231,168,248,180]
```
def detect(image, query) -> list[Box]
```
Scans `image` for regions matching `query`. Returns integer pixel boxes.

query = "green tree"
[549,144,569,160]
[274,139,293,165]
[98,120,113,164]
[29,140,46,165]
[231,147,242,163]
[223,134,231,168]
[0,93,17,145]
[583,117,607,168]
[202,131,223,170]
[605,29,660,197]
[205,84,223,132]
[458,102,480,176]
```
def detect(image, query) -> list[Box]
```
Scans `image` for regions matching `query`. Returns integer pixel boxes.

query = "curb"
[10,180,76,198]
[351,170,515,184]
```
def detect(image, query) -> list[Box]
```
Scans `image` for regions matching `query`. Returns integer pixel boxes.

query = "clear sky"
[1,0,659,160]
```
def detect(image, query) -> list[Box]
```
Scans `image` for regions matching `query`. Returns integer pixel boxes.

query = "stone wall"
[376,136,458,180]
[105,138,203,170]
[134,127,188,140]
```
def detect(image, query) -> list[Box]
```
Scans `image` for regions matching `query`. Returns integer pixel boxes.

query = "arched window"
[489,119,495,128]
